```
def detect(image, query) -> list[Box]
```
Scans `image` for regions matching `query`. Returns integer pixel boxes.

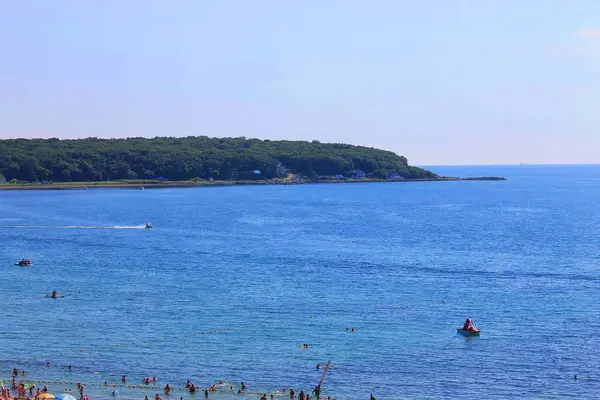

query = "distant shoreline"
[0,177,506,191]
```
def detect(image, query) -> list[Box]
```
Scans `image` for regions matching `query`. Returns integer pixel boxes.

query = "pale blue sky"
[1,1,599,164]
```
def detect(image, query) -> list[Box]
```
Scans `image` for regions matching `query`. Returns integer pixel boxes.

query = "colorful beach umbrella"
[55,394,77,400]
[38,394,56,399]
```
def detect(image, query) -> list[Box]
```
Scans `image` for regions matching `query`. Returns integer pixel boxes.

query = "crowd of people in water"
[2,368,349,400]
[2,368,89,400]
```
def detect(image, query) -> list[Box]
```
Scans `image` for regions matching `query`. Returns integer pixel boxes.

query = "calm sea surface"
[1,165,599,399]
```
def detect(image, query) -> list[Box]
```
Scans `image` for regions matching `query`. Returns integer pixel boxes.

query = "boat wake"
[0,225,147,230]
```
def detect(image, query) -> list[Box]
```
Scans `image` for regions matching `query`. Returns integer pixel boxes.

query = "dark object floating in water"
[46,290,64,299]
[145,223,152,229]
[15,259,32,266]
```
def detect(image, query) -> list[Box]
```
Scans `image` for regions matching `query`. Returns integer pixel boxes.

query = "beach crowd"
[1,368,357,400]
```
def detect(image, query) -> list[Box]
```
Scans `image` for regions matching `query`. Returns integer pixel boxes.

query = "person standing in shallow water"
[313,386,320,399]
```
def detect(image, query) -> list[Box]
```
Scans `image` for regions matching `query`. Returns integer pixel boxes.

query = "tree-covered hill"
[0,136,437,182]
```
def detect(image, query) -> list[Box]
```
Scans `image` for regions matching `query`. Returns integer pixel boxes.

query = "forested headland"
[0,136,437,182]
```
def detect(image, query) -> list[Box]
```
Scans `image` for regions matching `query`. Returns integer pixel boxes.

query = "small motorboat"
[457,327,480,336]
[457,317,480,336]
[15,259,32,266]
[145,223,152,229]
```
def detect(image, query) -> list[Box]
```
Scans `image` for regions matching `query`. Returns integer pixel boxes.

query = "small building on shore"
[352,169,366,179]
[276,163,286,176]
[387,172,405,180]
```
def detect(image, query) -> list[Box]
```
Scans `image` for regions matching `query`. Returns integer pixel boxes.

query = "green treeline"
[0,136,437,182]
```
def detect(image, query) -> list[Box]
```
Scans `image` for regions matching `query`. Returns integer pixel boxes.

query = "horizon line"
[420,163,600,167]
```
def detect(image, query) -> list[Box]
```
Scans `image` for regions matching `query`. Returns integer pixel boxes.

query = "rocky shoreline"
[0,177,506,191]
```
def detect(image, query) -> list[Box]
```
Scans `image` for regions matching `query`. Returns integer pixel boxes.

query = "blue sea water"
[1,165,599,400]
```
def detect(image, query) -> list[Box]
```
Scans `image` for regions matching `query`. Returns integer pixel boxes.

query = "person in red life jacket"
[463,318,477,331]
[462,318,470,330]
